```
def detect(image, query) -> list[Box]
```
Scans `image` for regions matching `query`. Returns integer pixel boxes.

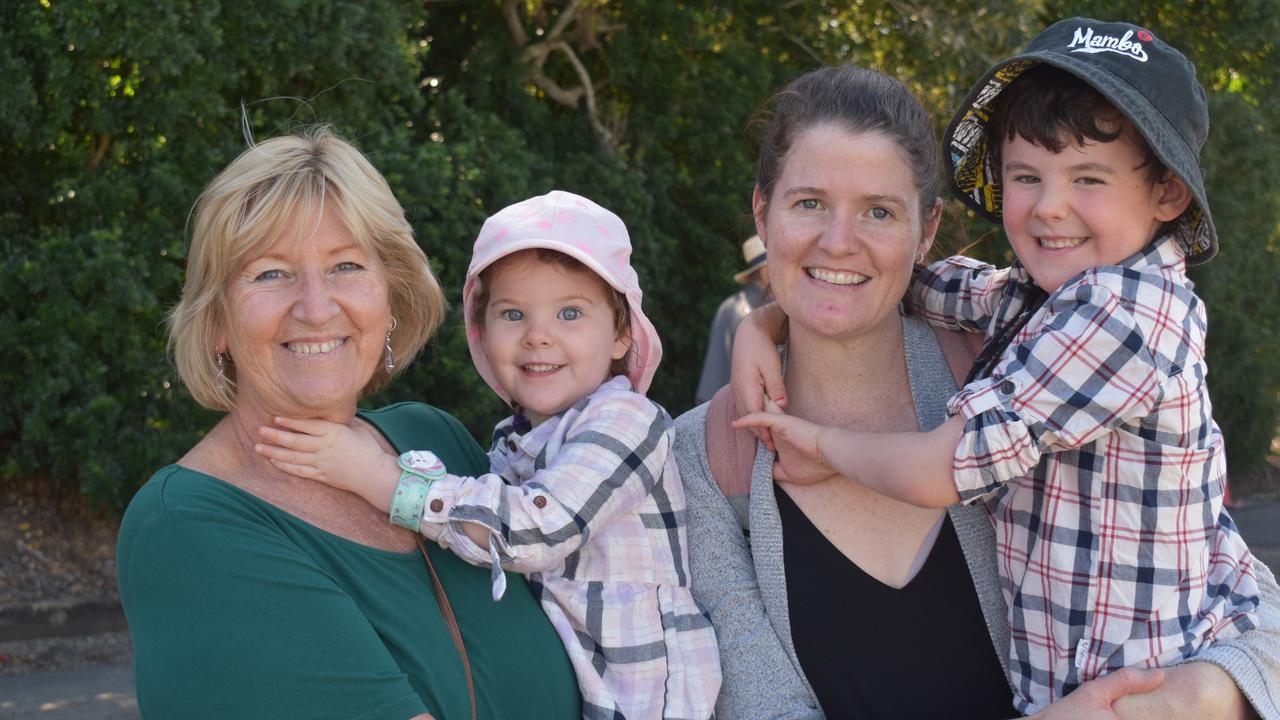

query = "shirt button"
[533,495,547,509]
[429,499,444,513]
[506,439,518,451]
[999,380,1016,395]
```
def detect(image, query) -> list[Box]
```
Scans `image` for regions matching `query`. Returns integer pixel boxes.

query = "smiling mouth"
[807,268,869,286]
[1038,237,1087,250]
[522,363,564,374]
[286,339,347,355]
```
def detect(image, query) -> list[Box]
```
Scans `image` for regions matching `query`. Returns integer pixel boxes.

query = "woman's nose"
[817,212,863,255]
[292,271,340,324]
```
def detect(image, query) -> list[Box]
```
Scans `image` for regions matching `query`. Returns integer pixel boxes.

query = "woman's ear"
[752,185,768,245]
[917,197,943,263]
[1154,174,1193,222]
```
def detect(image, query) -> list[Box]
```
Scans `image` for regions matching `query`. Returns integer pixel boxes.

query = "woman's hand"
[255,417,401,512]
[1111,662,1257,720]
[1028,667,1165,720]
[733,399,836,485]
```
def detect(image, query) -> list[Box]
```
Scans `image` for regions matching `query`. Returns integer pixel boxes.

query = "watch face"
[400,450,446,478]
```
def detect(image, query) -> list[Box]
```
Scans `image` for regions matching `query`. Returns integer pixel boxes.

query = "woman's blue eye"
[336,261,364,272]
[869,207,892,220]
[501,309,524,321]
[558,307,581,321]
[254,269,284,282]
[798,199,821,210]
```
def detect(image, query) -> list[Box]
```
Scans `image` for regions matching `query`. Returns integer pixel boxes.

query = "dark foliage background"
[2,1,1276,511]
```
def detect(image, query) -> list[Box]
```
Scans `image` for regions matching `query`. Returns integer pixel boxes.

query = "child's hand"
[730,303,789,451]
[732,399,835,485]
[255,417,400,511]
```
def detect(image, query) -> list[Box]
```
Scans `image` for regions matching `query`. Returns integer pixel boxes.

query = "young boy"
[733,17,1260,713]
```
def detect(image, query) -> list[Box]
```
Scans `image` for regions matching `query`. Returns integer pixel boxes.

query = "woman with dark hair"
[673,65,1280,719]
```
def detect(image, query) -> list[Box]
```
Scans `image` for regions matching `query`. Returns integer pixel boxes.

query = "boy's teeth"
[807,268,869,285]
[1039,237,1086,249]
[288,339,345,354]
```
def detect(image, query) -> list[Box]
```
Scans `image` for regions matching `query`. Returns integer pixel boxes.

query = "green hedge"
[2,1,1276,511]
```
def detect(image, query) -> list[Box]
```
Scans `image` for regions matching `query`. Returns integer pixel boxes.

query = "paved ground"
[0,662,136,719]
[3,494,1278,719]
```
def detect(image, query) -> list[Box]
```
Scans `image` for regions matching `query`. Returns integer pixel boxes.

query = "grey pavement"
[0,663,136,719]
[2,494,1278,719]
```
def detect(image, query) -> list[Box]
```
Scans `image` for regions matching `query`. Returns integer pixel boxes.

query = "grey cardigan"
[673,315,1280,719]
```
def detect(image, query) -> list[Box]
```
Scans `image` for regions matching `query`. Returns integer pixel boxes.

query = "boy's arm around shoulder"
[906,255,1010,332]
[947,281,1171,499]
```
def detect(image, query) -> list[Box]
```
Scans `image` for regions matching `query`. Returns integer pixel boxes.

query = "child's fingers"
[731,371,767,419]
[762,376,788,410]
[257,425,322,451]
[266,457,320,480]
[731,412,781,430]
[254,442,317,469]
[759,427,776,453]
[271,415,332,436]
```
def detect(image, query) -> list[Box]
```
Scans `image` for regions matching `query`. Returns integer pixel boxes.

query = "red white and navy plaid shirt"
[908,237,1259,713]
[414,376,721,719]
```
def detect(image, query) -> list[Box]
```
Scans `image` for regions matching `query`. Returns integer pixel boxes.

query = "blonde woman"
[117,127,580,719]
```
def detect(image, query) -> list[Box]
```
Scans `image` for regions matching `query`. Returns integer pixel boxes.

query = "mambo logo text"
[1068,27,1149,62]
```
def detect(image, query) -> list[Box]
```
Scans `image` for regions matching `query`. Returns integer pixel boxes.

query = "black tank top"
[777,488,1016,719]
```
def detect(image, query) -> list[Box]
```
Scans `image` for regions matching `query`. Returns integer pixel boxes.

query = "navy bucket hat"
[944,17,1217,265]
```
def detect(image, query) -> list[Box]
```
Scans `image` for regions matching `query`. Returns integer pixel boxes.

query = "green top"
[117,402,580,719]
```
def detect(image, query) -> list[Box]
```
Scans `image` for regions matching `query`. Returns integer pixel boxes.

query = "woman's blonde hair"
[170,125,445,411]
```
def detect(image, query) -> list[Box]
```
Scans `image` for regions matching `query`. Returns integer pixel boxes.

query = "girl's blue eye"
[501,309,524,321]
[558,307,581,321]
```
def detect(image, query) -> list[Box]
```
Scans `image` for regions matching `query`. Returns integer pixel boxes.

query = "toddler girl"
[256,190,720,719]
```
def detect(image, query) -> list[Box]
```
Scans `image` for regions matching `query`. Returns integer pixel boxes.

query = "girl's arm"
[421,390,675,574]
[255,417,401,511]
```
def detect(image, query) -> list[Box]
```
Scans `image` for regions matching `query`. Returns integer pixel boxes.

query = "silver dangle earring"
[384,318,398,373]
[215,352,228,386]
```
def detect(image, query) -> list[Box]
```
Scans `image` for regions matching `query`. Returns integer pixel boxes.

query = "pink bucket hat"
[462,190,663,402]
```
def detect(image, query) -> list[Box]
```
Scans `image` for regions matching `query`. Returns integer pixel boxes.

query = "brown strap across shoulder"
[705,386,757,518]
[416,535,477,720]
[930,326,985,388]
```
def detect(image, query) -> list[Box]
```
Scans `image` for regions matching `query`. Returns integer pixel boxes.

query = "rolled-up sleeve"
[907,255,1012,333]
[948,282,1165,502]
[421,393,672,573]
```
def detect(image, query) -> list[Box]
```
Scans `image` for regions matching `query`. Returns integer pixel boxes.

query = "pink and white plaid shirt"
[909,237,1259,713]
[414,376,721,719]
